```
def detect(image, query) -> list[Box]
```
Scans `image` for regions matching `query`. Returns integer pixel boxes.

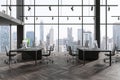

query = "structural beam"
[17,0,24,48]
[95,0,100,48]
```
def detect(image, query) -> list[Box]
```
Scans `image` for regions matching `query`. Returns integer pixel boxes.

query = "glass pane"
[100,26,106,49]
[24,25,34,47]
[83,25,94,48]
[36,0,58,5]
[59,25,82,52]
[83,0,94,5]
[0,26,10,53]
[112,25,120,49]
[0,0,6,13]
[35,25,58,51]
[11,0,16,18]
[100,7,105,24]
[11,26,17,49]
[24,0,96,52]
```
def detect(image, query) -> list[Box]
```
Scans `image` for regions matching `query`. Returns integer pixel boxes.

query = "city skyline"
[1,25,116,51]
[40,21,44,41]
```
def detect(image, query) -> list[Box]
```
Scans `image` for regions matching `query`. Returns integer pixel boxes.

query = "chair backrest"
[68,46,72,56]
[42,46,52,56]
[66,44,69,51]
[85,40,89,47]
[5,46,9,56]
[47,46,52,56]
[51,44,54,51]
[111,44,116,55]
[93,40,98,48]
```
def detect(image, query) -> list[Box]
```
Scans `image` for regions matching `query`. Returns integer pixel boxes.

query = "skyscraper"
[83,31,92,47]
[77,29,82,45]
[46,33,50,46]
[67,27,73,46]
[40,21,44,42]
[46,27,54,46]
[101,36,106,49]
[49,27,54,45]
[101,36,113,50]
[113,25,120,49]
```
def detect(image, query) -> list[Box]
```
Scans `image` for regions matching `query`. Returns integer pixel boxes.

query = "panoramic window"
[100,0,120,50]
[23,0,95,52]
[1,0,120,53]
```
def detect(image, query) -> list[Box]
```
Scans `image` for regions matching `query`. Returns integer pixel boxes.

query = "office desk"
[9,47,43,66]
[77,48,112,66]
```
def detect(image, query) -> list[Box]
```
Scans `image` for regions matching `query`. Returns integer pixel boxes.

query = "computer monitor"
[22,39,29,48]
[93,40,98,48]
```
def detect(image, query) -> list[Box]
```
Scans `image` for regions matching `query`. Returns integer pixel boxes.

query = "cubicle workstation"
[77,47,112,66]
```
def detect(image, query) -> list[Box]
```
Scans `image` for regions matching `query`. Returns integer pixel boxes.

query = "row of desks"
[9,47,115,67]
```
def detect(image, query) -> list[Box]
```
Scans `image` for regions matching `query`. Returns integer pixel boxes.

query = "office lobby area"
[1,0,120,80]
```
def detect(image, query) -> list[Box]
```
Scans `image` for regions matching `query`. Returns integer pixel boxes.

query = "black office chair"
[84,40,89,47]
[64,44,69,57]
[104,44,117,62]
[51,44,55,56]
[67,46,78,63]
[4,46,17,64]
[51,44,54,51]
[42,46,54,64]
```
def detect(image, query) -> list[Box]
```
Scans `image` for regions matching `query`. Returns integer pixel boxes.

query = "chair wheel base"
[52,60,54,63]
[103,59,106,62]
[4,59,17,64]
[66,59,69,63]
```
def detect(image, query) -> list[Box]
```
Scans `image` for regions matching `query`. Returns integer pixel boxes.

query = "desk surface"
[10,47,43,52]
[78,47,111,52]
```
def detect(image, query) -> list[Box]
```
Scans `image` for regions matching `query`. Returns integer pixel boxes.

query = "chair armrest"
[46,50,51,51]
[72,50,77,54]
[73,51,77,52]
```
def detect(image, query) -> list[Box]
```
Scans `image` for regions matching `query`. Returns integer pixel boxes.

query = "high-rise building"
[40,21,44,42]
[26,31,34,46]
[113,25,120,49]
[46,33,50,46]
[46,27,54,46]
[49,27,54,45]
[101,36,107,49]
[0,26,10,52]
[67,27,73,46]
[101,36,113,50]
[56,38,67,52]
[83,31,92,47]
[77,29,82,45]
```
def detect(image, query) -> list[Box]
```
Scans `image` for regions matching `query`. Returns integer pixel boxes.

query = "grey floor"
[0,52,120,80]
